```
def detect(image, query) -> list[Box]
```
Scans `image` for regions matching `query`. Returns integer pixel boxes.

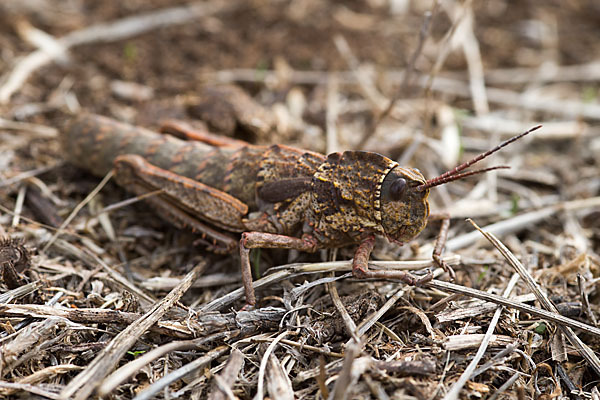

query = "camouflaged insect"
[60,112,538,307]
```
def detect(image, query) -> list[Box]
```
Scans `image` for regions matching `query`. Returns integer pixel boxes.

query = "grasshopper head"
[378,125,541,244]
[379,166,430,244]
[377,126,542,245]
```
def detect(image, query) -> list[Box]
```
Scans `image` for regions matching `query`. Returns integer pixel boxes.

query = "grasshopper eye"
[389,178,407,201]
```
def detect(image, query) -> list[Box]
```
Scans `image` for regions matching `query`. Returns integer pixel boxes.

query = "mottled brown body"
[61,114,429,251]
[309,151,429,247]
[61,113,534,307]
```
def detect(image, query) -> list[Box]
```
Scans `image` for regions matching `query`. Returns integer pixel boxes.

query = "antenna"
[416,125,541,192]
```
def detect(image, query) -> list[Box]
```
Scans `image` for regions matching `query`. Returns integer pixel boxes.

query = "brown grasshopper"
[60,113,539,307]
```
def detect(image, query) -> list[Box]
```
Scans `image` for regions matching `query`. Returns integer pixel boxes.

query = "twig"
[0,281,41,304]
[428,76,600,120]
[333,35,388,111]
[483,60,600,85]
[460,116,586,140]
[443,273,520,400]
[327,276,361,344]
[359,2,438,148]
[254,330,291,400]
[99,332,234,396]
[399,3,438,98]
[199,256,460,312]
[265,351,294,400]
[443,334,516,351]
[0,118,57,137]
[472,345,535,378]
[0,162,63,189]
[468,220,600,377]
[0,382,62,400]
[422,1,467,101]
[488,372,522,400]
[209,60,600,86]
[443,196,600,252]
[426,280,600,338]
[330,341,363,400]
[436,293,536,323]
[208,348,245,400]
[0,306,158,328]
[578,274,597,327]
[15,19,69,63]
[60,262,207,399]
[42,169,114,252]
[326,75,340,154]
[451,1,489,115]
[132,346,230,400]
[251,338,344,358]
[207,67,600,120]
[0,204,72,240]
[91,189,163,217]
[355,286,408,338]
[200,270,290,312]
[0,365,82,397]
[142,272,240,291]
[11,185,26,227]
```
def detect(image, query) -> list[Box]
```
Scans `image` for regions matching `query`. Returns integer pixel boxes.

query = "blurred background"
[2,0,598,251]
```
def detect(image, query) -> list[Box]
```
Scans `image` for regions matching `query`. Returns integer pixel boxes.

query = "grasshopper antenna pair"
[417,125,542,191]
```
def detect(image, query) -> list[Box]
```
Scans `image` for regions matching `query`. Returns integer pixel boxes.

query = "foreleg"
[428,211,455,280]
[160,120,249,148]
[351,234,432,284]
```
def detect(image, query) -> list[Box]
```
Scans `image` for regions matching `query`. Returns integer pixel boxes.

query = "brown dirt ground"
[1,0,600,399]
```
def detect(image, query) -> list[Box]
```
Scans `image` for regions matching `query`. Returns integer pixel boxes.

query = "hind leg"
[159,120,249,148]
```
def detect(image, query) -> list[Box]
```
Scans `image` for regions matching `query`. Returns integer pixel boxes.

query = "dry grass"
[0,0,599,399]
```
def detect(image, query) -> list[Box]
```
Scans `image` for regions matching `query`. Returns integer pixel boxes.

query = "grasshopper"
[60,113,538,307]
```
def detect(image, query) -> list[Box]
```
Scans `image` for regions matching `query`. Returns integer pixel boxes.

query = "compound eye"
[389,178,407,201]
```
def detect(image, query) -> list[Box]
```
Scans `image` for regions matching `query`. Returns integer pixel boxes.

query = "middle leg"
[239,232,318,307]
[428,211,455,280]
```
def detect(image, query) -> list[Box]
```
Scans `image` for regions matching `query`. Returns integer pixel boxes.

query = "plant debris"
[0,1,599,399]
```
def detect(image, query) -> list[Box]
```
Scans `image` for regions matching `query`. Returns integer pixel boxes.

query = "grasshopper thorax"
[309,151,429,245]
